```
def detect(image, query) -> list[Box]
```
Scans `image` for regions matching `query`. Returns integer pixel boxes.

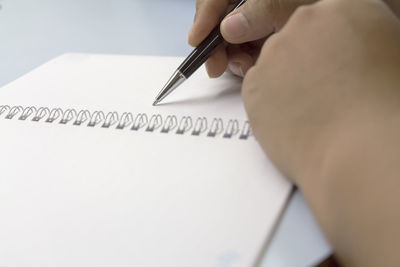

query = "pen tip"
[152,100,159,106]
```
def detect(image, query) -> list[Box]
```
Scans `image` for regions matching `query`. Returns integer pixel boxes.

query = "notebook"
[0,54,292,267]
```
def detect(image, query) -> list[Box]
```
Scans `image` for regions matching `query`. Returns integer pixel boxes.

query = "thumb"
[221,0,314,44]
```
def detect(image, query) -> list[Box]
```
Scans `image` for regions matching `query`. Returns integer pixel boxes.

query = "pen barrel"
[178,26,225,78]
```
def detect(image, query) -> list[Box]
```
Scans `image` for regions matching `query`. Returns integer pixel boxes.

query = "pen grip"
[178,26,225,78]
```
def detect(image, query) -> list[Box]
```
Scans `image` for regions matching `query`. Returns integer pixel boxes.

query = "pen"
[153,0,247,106]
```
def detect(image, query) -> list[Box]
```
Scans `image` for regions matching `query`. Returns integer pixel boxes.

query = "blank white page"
[0,54,292,267]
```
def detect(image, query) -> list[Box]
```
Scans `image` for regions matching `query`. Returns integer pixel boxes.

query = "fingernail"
[221,12,249,39]
[229,62,244,77]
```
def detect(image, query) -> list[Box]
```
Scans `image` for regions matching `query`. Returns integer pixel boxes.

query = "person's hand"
[188,0,316,78]
[242,0,400,187]
[242,0,400,265]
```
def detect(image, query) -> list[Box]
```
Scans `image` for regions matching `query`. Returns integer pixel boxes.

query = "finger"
[221,0,316,44]
[188,0,231,47]
[226,45,255,77]
[238,38,266,62]
[205,46,228,78]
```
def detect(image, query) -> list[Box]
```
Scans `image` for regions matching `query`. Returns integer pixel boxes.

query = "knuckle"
[293,5,314,19]
[264,0,317,27]
[291,3,319,22]
[258,33,284,61]
[283,3,323,30]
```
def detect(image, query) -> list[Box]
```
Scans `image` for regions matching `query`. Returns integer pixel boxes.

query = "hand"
[242,0,400,265]
[188,0,316,78]
[242,0,400,184]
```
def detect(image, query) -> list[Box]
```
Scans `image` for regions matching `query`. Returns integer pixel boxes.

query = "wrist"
[297,110,400,266]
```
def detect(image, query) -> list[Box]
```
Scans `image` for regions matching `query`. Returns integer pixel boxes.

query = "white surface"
[0,54,292,267]
[0,1,331,266]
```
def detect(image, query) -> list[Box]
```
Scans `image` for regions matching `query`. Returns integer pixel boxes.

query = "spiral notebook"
[0,54,292,267]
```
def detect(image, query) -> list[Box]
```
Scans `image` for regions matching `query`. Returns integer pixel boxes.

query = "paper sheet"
[0,54,292,267]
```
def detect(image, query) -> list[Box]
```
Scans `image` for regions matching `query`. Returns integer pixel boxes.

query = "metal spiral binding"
[0,105,252,140]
